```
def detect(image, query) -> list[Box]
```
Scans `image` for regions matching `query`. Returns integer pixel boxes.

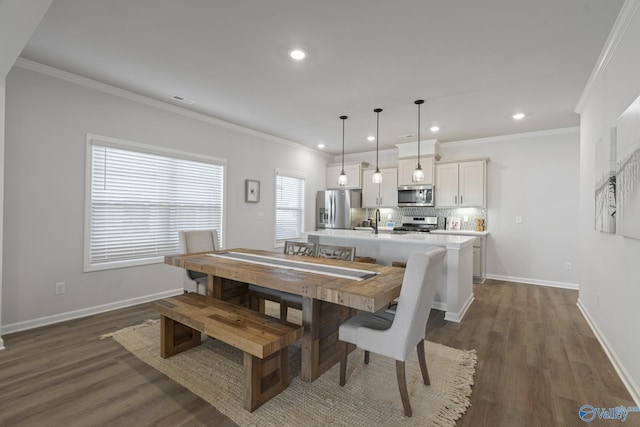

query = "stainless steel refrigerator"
[316,190,364,230]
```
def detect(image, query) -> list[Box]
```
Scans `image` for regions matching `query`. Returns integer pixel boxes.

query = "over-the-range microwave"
[397,185,434,207]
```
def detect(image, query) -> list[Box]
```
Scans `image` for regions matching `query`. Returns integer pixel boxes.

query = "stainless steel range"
[393,216,438,233]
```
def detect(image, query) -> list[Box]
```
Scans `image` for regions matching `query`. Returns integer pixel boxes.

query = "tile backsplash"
[364,207,487,231]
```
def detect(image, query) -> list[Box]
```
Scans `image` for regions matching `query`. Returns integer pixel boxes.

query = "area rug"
[104,316,476,427]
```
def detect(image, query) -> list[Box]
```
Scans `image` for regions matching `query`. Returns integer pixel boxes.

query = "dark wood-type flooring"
[0,280,635,426]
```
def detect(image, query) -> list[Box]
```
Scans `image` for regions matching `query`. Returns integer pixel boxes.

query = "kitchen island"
[305,229,476,322]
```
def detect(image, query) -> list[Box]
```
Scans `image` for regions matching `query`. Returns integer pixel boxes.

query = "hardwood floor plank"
[0,280,635,426]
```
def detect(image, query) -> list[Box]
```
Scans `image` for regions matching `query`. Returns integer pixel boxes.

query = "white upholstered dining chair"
[178,229,220,295]
[338,247,446,417]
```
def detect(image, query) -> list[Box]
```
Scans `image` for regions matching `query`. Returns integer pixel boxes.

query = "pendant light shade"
[412,99,425,182]
[338,115,348,186]
[372,108,383,184]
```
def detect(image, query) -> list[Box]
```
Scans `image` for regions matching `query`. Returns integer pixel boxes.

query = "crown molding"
[441,126,579,147]
[575,0,640,113]
[13,58,327,156]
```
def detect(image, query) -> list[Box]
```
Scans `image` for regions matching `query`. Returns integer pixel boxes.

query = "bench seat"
[151,293,303,411]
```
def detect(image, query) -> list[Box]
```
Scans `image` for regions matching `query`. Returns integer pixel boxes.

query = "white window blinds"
[275,170,305,245]
[85,136,225,271]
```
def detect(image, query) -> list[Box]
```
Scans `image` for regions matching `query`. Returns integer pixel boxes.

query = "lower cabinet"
[431,231,487,284]
[471,235,486,284]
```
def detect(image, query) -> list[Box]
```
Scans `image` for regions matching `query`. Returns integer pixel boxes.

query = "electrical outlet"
[596,293,601,308]
[515,216,523,224]
[55,282,66,295]
[564,262,572,271]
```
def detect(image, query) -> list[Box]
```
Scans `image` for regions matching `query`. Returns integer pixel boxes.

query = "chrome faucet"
[374,208,381,234]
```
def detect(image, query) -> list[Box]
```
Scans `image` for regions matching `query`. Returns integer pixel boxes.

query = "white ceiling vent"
[171,95,195,105]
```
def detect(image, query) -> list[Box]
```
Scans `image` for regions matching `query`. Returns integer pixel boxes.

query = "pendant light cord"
[374,108,382,171]
[340,115,347,173]
[415,99,424,168]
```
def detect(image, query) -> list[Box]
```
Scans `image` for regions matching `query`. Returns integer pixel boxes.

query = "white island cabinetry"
[305,229,475,322]
[431,230,488,284]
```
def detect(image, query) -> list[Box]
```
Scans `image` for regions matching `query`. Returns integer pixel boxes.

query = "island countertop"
[305,228,476,323]
[304,229,476,248]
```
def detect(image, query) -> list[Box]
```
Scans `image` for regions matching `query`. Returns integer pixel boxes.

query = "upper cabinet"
[326,162,368,189]
[362,168,398,208]
[397,155,437,186]
[435,159,487,207]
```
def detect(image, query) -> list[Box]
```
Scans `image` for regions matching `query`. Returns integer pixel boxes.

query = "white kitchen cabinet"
[326,162,366,189]
[435,159,487,207]
[397,156,436,186]
[469,235,487,283]
[362,168,398,207]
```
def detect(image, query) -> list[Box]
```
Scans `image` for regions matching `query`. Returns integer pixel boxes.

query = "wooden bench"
[151,293,303,412]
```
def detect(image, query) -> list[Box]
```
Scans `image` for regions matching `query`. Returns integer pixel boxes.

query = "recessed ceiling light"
[512,112,525,120]
[367,136,375,142]
[430,126,440,132]
[289,48,307,61]
[317,143,325,149]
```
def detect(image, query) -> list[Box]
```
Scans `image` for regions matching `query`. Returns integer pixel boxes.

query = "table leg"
[300,297,354,382]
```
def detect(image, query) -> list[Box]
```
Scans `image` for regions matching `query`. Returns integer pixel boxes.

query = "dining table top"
[164,247,405,312]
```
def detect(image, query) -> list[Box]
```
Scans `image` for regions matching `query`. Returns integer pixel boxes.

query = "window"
[274,169,305,246]
[85,135,225,271]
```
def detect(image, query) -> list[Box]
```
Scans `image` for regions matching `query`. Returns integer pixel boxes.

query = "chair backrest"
[317,244,356,261]
[179,229,220,280]
[387,247,446,360]
[283,241,317,257]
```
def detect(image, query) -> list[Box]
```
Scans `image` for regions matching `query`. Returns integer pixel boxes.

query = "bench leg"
[243,348,289,412]
[160,315,201,358]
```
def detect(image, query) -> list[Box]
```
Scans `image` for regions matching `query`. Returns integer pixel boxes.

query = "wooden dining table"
[164,247,405,382]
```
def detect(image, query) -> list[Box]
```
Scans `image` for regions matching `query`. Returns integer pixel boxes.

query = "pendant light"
[338,115,348,186]
[412,99,425,182]
[372,108,383,184]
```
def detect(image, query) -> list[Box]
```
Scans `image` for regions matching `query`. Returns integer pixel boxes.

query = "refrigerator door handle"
[331,195,336,224]
[329,195,333,225]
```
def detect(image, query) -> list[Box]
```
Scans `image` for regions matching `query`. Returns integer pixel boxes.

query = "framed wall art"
[245,179,260,203]
[594,127,617,233]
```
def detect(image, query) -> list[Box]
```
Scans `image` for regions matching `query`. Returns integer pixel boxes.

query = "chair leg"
[339,342,348,386]
[416,339,430,385]
[364,350,370,364]
[395,360,412,417]
[279,301,288,321]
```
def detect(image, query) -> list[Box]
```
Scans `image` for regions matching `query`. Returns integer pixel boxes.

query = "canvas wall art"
[594,127,616,233]
[615,95,640,240]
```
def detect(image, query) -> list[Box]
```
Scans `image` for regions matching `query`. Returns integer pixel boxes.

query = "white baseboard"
[444,294,475,323]
[485,274,579,290]
[432,300,447,312]
[577,299,640,407]
[1,288,184,336]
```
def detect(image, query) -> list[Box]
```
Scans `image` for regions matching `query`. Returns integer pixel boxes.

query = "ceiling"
[19,0,623,155]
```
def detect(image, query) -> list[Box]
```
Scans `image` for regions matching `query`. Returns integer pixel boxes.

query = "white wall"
[575,0,640,404]
[0,0,55,348]
[0,79,5,349]
[343,128,581,288]
[438,129,581,287]
[2,64,331,332]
